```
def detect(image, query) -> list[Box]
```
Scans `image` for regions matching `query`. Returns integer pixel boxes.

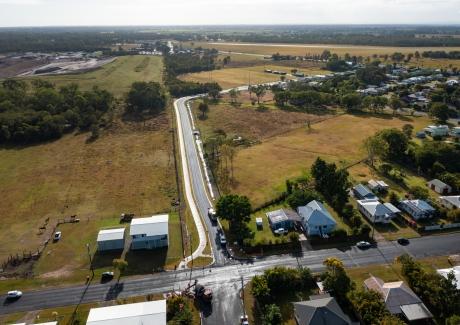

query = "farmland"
[224,112,429,206]
[180,64,326,89]
[25,55,163,96]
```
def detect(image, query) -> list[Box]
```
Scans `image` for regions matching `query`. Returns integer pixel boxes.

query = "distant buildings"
[424,125,450,137]
[86,300,166,325]
[439,196,460,210]
[297,200,337,237]
[367,180,389,193]
[399,200,436,220]
[130,214,169,250]
[364,276,433,322]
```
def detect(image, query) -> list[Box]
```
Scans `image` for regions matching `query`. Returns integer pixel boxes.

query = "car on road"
[240,315,249,325]
[53,231,62,241]
[397,237,410,245]
[219,233,227,246]
[101,271,114,281]
[274,228,288,235]
[208,208,217,222]
[6,290,22,300]
[356,241,372,249]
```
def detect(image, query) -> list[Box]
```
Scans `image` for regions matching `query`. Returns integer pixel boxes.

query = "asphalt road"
[175,96,227,266]
[2,233,460,321]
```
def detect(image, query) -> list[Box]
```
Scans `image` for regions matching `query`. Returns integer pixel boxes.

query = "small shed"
[97,228,125,251]
[427,179,452,194]
[255,217,263,229]
[130,214,169,250]
[266,209,291,230]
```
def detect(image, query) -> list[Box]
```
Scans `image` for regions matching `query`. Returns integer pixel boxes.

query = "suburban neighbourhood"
[1,7,460,325]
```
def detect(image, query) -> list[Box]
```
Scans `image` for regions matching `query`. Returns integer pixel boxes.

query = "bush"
[289,232,300,243]
[263,304,282,325]
[408,185,429,200]
[331,228,348,240]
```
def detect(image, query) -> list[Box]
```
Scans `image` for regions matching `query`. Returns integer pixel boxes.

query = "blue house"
[297,200,337,237]
[353,184,378,200]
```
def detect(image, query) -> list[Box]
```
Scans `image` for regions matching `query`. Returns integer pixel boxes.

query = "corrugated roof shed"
[130,214,169,237]
[97,228,125,242]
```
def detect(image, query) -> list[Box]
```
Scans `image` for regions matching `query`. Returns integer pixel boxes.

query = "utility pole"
[241,276,246,317]
[189,234,193,284]
[86,243,94,277]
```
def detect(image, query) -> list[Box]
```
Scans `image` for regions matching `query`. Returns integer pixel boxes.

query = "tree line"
[0,79,113,144]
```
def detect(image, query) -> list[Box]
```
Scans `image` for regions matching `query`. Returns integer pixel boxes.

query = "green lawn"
[25,55,163,96]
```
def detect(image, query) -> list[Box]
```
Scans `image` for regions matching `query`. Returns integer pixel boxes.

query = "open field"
[180,64,326,89]
[229,113,430,206]
[24,55,163,96]
[190,41,460,69]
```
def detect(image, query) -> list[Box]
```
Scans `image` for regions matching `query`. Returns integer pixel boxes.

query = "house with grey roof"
[293,294,352,325]
[352,184,377,200]
[364,276,433,322]
[367,179,389,193]
[266,209,301,231]
[357,199,399,224]
[427,179,452,194]
[439,196,460,210]
[297,200,337,237]
[399,199,436,220]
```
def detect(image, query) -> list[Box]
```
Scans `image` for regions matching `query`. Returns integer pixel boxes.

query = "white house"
[427,179,452,195]
[357,199,399,224]
[399,200,436,220]
[437,266,460,289]
[86,300,166,325]
[297,200,337,237]
[130,214,169,250]
[424,125,450,137]
[439,196,460,210]
[450,127,460,138]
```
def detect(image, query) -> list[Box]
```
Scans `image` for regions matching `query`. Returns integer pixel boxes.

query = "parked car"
[101,271,114,281]
[240,315,249,325]
[356,241,372,249]
[208,208,217,222]
[397,238,410,245]
[6,290,22,300]
[274,228,288,235]
[219,233,227,246]
[53,231,62,241]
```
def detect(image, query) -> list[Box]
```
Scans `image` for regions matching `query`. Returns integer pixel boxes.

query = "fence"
[424,223,460,231]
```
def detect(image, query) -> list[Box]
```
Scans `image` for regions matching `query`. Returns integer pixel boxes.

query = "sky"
[0,0,460,27]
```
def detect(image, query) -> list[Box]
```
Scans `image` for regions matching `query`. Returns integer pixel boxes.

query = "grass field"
[180,64,326,89]
[190,41,460,69]
[229,113,430,206]
[25,55,164,96]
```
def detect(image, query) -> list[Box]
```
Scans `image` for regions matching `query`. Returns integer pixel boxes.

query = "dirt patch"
[40,264,74,279]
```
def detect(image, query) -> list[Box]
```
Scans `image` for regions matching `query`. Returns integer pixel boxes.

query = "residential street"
[1,233,460,325]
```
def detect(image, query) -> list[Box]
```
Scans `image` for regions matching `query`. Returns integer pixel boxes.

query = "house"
[450,127,460,138]
[97,228,125,251]
[130,214,169,250]
[439,196,460,210]
[437,266,460,289]
[357,199,399,224]
[424,125,450,137]
[352,184,378,200]
[367,179,389,192]
[267,209,292,230]
[364,276,433,322]
[297,200,337,237]
[399,200,436,220]
[86,300,166,325]
[293,294,352,325]
[427,179,452,194]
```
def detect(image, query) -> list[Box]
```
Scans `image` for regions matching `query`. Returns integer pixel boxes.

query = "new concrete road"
[1,233,460,322]
[175,96,228,266]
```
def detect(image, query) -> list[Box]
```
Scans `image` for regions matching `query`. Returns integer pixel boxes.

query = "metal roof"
[130,214,169,237]
[440,196,460,208]
[87,300,166,325]
[293,296,352,325]
[297,200,337,226]
[400,303,433,321]
[97,228,125,242]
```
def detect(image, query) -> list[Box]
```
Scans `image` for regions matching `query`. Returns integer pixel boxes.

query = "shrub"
[289,232,300,243]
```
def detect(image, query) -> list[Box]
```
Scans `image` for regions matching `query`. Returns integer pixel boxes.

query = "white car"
[356,241,371,249]
[274,228,288,235]
[7,290,22,299]
[240,315,249,325]
[219,233,227,246]
[54,231,62,241]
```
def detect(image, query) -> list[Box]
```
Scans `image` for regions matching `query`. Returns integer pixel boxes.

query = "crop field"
[25,55,163,96]
[228,113,430,206]
[180,64,326,89]
[190,41,460,69]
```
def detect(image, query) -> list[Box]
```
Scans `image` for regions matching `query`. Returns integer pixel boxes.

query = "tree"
[216,194,252,243]
[322,258,353,304]
[208,85,221,101]
[349,289,390,325]
[251,275,270,303]
[389,191,400,206]
[125,81,166,115]
[356,65,387,85]
[363,135,386,167]
[429,102,449,123]
[286,188,321,209]
[390,95,403,115]
[274,90,289,107]
[402,124,414,138]
[408,185,429,200]
[167,296,193,325]
[252,85,267,104]
[229,88,239,105]
[198,102,209,118]
[341,93,362,111]
[446,315,460,325]
[376,128,409,161]
[112,259,128,280]
[263,304,282,325]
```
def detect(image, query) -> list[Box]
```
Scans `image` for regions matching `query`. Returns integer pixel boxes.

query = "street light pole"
[86,243,94,277]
